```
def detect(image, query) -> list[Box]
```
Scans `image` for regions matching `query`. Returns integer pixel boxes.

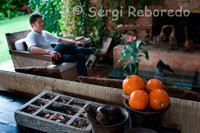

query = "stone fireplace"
[113,0,200,71]
[152,13,200,46]
[136,0,200,42]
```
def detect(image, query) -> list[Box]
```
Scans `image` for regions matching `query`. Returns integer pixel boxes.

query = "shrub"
[0,12,5,20]
[0,0,29,19]
[29,0,62,35]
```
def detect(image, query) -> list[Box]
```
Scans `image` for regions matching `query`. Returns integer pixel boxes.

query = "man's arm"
[58,38,85,47]
[44,31,84,46]
[58,38,76,44]
[30,46,61,60]
[30,46,49,54]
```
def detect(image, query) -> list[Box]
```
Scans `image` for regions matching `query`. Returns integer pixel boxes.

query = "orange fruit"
[149,89,170,110]
[122,75,145,95]
[129,90,148,110]
[145,79,164,94]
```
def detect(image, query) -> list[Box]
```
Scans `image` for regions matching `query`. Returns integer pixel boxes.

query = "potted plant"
[118,35,149,75]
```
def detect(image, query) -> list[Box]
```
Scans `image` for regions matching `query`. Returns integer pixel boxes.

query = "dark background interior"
[152,13,200,46]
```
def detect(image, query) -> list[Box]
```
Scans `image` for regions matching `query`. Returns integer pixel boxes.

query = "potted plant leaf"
[118,35,149,75]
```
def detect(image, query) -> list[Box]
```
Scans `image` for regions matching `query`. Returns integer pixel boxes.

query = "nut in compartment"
[79,112,87,119]
[32,99,47,107]
[71,118,89,129]
[69,99,86,108]
[51,114,71,124]
[36,110,54,119]
[41,93,56,100]
[21,105,38,114]
[47,102,79,116]
[56,96,71,104]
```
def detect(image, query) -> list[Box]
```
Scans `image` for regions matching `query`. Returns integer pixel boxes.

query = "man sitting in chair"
[26,13,96,76]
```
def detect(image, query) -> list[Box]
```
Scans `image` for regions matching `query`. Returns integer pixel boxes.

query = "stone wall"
[0,70,200,133]
[163,0,200,11]
[0,70,123,105]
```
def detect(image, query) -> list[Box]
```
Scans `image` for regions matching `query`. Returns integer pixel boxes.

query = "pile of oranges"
[123,75,170,111]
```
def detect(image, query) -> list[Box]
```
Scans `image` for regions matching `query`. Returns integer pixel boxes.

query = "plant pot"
[129,63,138,75]
[123,63,139,75]
[87,106,129,133]
[124,99,170,132]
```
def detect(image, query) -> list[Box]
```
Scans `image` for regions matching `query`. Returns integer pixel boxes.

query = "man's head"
[29,13,44,32]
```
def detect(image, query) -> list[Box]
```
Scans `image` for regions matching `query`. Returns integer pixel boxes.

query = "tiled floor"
[0,90,33,133]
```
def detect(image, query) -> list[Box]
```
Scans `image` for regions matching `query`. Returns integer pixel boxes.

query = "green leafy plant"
[0,0,29,19]
[0,12,5,20]
[118,39,149,75]
[61,0,162,48]
[29,0,63,35]
[73,0,109,47]
[2,0,17,19]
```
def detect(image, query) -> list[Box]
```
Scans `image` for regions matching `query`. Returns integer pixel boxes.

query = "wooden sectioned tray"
[14,91,103,133]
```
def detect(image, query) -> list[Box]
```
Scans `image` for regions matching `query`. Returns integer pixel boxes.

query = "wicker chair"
[86,37,112,69]
[6,30,77,80]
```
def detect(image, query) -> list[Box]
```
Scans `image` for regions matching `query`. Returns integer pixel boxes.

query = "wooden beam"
[116,24,152,31]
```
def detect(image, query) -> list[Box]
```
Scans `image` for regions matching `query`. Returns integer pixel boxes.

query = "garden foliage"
[0,0,29,19]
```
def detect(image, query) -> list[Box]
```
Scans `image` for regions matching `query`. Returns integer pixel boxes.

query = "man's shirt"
[26,30,59,51]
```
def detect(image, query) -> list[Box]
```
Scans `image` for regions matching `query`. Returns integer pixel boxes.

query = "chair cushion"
[58,62,76,73]
[15,66,62,79]
[14,38,27,51]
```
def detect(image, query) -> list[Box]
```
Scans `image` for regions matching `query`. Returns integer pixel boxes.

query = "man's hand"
[75,41,85,47]
[49,50,61,60]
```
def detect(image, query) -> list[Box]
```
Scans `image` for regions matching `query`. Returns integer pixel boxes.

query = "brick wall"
[164,0,200,10]
[134,0,200,39]
[63,0,200,37]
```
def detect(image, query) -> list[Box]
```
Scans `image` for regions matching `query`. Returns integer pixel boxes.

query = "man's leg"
[63,53,87,76]
[54,53,87,76]
[54,43,82,55]
[53,43,96,76]
[54,43,96,55]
